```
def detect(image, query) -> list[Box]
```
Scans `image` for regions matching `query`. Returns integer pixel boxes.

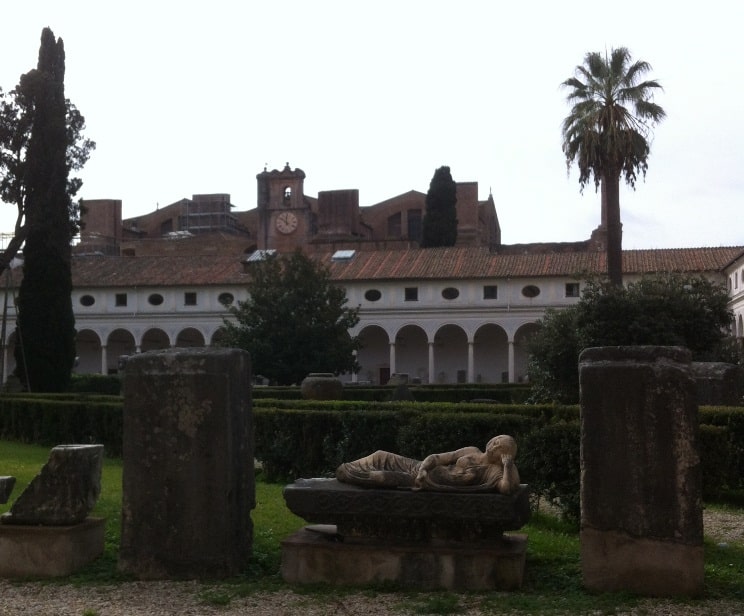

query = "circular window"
[364,289,382,302]
[522,285,541,298]
[148,293,164,306]
[441,287,460,300]
[218,292,235,305]
[80,294,95,307]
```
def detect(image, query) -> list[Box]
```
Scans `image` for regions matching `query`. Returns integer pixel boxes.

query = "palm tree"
[561,47,665,286]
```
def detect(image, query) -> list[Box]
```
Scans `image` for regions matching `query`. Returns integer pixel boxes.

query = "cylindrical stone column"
[579,346,703,597]
[118,347,254,579]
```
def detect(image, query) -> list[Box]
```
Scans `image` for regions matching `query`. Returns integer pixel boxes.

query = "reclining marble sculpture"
[336,434,520,493]
[281,435,530,589]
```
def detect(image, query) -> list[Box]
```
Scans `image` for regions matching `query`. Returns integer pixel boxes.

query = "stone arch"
[356,325,390,384]
[393,324,428,384]
[513,322,540,383]
[210,327,229,346]
[106,329,136,374]
[175,327,205,348]
[433,324,468,384]
[75,329,103,374]
[141,328,170,353]
[473,323,509,383]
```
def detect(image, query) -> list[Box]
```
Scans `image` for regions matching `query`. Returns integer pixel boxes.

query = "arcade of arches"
[1,322,539,385]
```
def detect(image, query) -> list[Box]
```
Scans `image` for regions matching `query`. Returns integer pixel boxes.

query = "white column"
[101,345,108,375]
[508,339,515,383]
[351,350,358,383]
[428,341,435,385]
[389,342,396,375]
[467,340,475,383]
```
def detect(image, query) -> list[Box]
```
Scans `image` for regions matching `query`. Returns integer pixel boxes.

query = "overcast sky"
[1,1,741,249]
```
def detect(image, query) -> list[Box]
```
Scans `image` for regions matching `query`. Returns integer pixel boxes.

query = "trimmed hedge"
[1,394,741,519]
[0,395,123,456]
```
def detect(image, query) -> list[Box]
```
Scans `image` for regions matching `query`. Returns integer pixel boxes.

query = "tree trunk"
[602,172,623,286]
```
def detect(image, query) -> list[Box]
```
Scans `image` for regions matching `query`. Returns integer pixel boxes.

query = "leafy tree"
[9,28,94,392]
[421,166,457,247]
[561,48,665,286]
[0,49,94,276]
[220,251,361,385]
[528,274,735,403]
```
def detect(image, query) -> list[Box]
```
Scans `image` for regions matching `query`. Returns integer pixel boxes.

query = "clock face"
[275,211,298,234]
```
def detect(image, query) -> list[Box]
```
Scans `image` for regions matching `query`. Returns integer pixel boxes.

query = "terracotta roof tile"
[6,246,740,289]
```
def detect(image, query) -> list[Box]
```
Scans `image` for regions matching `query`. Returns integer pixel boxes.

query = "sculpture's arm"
[497,454,520,494]
[414,446,480,488]
[420,446,479,471]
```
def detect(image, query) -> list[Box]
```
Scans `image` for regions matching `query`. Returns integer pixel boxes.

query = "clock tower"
[256,163,311,251]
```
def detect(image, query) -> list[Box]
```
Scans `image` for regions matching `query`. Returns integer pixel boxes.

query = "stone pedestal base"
[581,528,704,597]
[0,517,105,578]
[282,526,527,590]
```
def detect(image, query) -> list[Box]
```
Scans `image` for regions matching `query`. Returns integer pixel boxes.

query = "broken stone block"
[0,476,15,504]
[1,444,103,526]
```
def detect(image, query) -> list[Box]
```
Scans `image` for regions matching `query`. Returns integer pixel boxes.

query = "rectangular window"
[483,285,498,300]
[115,293,127,307]
[184,292,197,306]
[565,282,580,298]
[404,287,418,302]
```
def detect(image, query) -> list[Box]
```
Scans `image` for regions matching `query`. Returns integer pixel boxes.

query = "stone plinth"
[281,479,530,589]
[579,346,704,597]
[118,348,254,579]
[283,478,530,543]
[0,517,105,578]
[282,527,527,590]
[2,444,103,525]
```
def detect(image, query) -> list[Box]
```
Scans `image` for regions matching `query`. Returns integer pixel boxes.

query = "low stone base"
[581,527,704,597]
[281,526,527,590]
[0,517,105,578]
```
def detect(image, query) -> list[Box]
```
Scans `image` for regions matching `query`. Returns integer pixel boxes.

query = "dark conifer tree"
[421,166,457,247]
[13,28,76,392]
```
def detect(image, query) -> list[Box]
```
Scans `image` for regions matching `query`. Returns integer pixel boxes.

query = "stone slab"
[0,476,15,504]
[581,527,704,597]
[281,526,527,590]
[283,478,531,543]
[0,517,105,578]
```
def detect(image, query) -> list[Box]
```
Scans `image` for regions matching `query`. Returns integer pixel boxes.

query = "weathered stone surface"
[2,445,103,526]
[300,373,343,400]
[579,346,704,597]
[282,527,527,590]
[691,361,744,406]
[118,347,254,579]
[0,476,15,504]
[0,517,105,578]
[283,478,530,543]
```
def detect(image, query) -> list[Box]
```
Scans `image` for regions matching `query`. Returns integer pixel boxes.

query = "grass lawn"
[1,440,743,615]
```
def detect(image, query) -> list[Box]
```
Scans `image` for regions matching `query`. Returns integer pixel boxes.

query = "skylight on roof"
[245,249,277,262]
[332,249,356,261]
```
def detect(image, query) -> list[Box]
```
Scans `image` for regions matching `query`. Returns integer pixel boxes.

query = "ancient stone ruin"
[0,444,105,577]
[281,435,530,590]
[118,347,254,579]
[579,346,704,597]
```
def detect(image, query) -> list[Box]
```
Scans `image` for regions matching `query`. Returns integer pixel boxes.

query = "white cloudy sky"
[1,1,741,249]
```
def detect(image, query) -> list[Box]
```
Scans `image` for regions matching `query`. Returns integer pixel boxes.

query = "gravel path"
[0,508,741,616]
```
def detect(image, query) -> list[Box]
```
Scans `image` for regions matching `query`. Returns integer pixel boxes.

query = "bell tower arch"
[256,163,309,251]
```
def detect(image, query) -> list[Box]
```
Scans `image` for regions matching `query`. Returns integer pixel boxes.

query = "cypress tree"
[421,166,458,247]
[13,28,76,392]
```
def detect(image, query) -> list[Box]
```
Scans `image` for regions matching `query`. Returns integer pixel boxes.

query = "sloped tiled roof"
[36,245,743,289]
[325,246,744,281]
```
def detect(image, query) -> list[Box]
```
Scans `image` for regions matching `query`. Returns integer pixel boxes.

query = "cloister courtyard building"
[1,164,743,385]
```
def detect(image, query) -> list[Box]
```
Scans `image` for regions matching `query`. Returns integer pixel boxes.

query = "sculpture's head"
[485,435,517,461]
